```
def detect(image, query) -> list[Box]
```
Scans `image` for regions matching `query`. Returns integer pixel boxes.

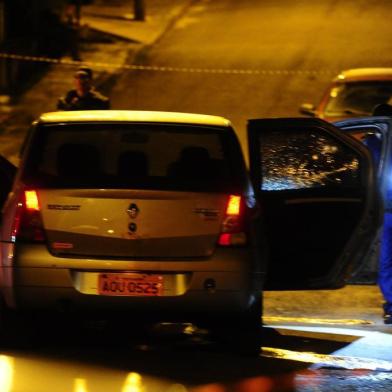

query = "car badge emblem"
[128,222,137,233]
[127,203,139,219]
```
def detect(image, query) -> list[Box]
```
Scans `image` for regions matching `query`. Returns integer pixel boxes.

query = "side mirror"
[299,103,316,116]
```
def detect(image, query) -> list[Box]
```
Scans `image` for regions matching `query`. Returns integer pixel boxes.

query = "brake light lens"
[226,195,241,215]
[218,195,247,246]
[25,190,40,211]
[11,190,45,243]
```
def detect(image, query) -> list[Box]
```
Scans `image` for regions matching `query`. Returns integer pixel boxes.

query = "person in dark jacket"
[57,67,110,110]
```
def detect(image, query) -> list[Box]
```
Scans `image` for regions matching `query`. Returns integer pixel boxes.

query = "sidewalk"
[82,0,194,44]
[264,285,388,332]
[0,0,194,164]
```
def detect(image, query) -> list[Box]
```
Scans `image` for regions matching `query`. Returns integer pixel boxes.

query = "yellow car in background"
[300,68,392,122]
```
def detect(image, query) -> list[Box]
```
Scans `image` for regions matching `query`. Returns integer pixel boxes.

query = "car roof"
[334,67,392,82]
[38,110,231,127]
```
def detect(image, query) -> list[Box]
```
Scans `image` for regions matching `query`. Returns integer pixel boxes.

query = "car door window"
[260,129,360,191]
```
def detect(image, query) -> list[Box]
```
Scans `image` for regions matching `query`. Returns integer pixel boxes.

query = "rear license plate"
[98,273,163,296]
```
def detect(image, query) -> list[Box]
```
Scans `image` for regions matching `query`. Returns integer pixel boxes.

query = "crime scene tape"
[0,52,338,76]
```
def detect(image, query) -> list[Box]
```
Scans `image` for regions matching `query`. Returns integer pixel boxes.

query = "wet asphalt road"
[1,285,392,391]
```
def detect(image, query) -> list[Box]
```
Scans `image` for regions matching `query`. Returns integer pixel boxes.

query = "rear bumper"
[9,286,258,318]
[1,244,265,316]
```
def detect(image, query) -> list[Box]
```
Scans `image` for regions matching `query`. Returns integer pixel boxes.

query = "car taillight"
[218,195,247,246]
[11,190,45,243]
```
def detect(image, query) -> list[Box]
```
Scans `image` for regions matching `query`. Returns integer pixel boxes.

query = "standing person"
[370,103,392,323]
[57,67,110,110]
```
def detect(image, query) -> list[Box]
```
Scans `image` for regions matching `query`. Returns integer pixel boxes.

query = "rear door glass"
[260,129,361,192]
[22,123,245,192]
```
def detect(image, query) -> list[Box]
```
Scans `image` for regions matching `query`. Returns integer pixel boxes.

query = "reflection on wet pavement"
[263,316,373,326]
[0,353,187,392]
[261,347,392,371]
[1,323,392,391]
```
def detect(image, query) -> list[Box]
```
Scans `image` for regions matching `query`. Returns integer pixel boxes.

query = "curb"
[152,0,200,47]
[82,0,197,47]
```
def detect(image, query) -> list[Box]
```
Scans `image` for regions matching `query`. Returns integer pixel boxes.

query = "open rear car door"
[247,117,382,290]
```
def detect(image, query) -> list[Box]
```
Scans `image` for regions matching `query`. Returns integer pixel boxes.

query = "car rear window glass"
[22,122,245,192]
[324,81,392,116]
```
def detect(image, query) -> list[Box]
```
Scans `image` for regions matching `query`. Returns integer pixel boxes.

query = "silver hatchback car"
[0,110,382,338]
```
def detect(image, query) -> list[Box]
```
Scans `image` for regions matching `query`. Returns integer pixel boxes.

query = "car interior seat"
[57,143,102,179]
[167,146,213,180]
[117,150,149,179]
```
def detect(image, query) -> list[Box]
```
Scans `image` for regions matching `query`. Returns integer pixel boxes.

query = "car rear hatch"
[38,189,227,258]
[21,121,247,259]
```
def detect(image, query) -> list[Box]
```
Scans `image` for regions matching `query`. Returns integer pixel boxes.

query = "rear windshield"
[21,122,246,192]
